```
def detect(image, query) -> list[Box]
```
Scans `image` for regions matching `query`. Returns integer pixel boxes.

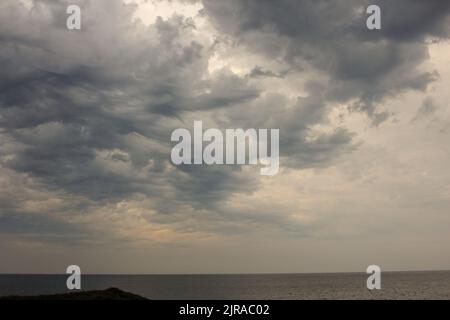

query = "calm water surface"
[1,271,449,299]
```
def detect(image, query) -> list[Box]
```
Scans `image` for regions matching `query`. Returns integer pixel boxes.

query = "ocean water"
[0,271,449,299]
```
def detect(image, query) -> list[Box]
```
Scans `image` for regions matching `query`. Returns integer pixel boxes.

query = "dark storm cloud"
[219,82,356,169]
[368,0,450,41]
[202,0,450,120]
[0,0,262,219]
[166,164,260,211]
[1,0,447,242]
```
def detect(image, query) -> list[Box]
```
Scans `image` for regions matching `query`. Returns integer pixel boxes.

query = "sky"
[0,0,450,274]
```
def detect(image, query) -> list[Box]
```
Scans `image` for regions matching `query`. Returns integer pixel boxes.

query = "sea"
[1,271,450,299]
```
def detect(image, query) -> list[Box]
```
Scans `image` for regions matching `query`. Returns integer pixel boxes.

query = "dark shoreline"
[0,287,147,300]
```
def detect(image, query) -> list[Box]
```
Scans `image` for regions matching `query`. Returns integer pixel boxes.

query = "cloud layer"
[1,0,450,273]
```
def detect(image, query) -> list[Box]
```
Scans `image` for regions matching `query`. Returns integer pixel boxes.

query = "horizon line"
[1,269,449,276]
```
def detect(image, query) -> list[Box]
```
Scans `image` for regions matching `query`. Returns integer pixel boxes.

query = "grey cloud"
[0,212,86,241]
[202,0,450,122]
[246,66,285,79]
[419,96,439,116]
[0,0,265,230]
[219,85,356,169]
[3,0,439,245]
[368,0,450,41]
[411,96,439,122]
